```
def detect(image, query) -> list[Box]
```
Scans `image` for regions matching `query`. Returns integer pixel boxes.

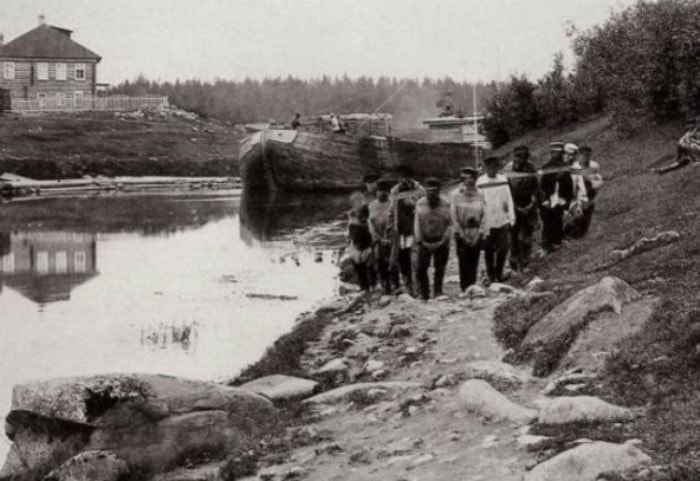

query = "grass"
[492,116,700,476]
[0,111,242,178]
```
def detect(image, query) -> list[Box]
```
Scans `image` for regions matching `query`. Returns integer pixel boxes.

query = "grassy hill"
[0,110,242,179]
[494,116,700,477]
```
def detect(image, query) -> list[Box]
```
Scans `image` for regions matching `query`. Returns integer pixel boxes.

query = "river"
[0,191,348,460]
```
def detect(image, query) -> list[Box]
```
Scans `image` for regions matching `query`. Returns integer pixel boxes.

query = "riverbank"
[0,108,242,178]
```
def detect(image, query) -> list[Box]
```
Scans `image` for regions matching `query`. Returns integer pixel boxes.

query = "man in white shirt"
[476,156,515,284]
[563,143,589,238]
[572,146,603,237]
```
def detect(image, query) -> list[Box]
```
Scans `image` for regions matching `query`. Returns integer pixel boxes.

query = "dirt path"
[249,266,549,481]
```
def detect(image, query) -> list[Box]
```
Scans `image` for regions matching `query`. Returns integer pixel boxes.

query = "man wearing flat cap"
[539,142,575,252]
[506,145,539,272]
[476,156,515,284]
[450,166,484,291]
[414,177,452,300]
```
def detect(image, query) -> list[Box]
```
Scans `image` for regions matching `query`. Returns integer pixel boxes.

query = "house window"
[56,92,65,107]
[55,251,67,273]
[56,63,67,81]
[36,251,49,274]
[75,63,86,81]
[74,251,86,273]
[37,93,47,107]
[3,62,14,80]
[37,62,49,80]
[74,91,84,106]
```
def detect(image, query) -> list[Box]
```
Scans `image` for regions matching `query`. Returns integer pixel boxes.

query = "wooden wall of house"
[0,59,98,99]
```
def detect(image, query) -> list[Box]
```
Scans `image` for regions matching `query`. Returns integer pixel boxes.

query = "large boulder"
[239,375,318,402]
[1,374,277,481]
[524,441,651,481]
[457,379,537,424]
[536,396,635,425]
[520,277,639,356]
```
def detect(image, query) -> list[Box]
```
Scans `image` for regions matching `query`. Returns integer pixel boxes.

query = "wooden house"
[0,17,101,106]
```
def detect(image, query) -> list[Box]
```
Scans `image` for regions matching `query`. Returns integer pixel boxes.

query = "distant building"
[0,231,98,304]
[0,16,101,106]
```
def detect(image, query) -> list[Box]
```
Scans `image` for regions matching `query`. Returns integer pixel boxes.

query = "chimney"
[39,14,46,25]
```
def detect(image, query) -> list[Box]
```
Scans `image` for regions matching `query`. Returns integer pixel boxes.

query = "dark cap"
[424,177,441,189]
[483,156,500,166]
[362,172,380,183]
[397,165,413,177]
[513,145,529,154]
[376,179,394,192]
[460,166,479,178]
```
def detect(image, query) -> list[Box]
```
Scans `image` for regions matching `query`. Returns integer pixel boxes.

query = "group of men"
[346,141,603,300]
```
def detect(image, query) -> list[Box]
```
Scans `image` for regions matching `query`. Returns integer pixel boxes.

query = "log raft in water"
[239,129,480,192]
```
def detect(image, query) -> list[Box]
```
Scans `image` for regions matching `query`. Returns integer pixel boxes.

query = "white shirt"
[476,173,515,231]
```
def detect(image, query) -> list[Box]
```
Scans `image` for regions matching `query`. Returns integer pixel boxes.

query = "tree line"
[483,0,700,147]
[110,75,498,130]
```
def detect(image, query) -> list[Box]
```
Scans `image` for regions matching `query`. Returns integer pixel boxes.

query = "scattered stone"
[458,379,537,424]
[390,325,412,338]
[564,383,587,392]
[312,358,349,383]
[314,442,342,456]
[407,405,420,416]
[536,396,636,424]
[488,282,516,294]
[371,369,388,380]
[397,293,417,303]
[523,441,651,481]
[432,374,458,389]
[517,434,551,450]
[378,296,392,307]
[526,277,545,291]
[607,231,681,265]
[377,437,423,458]
[303,382,425,406]
[464,360,530,391]
[363,359,385,374]
[349,447,373,465]
[464,285,487,299]
[43,450,129,481]
[284,466,307,479]
[339,282,361,295]
[412,453,435,466]
[543,373,597,395]
[448,432,462,441]
[239,375,318,402]
[481,435,499,448]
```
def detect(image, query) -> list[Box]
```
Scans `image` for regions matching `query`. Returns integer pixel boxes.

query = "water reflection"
[239,189,348,244]
[0,231,98,304]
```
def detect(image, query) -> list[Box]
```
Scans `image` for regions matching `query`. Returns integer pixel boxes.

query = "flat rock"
[457,379,537,424]
[524,441,651,481]
[536,396,635,424]
[558,298,658,374]
[464,360,530,391]
[488,282,516,294]
[43,450,129,481]
[521,277,639,353]
[303,382,425,406]
[239,375,318,402]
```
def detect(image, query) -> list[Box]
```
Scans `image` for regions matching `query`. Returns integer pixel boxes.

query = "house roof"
[0,24,101,61]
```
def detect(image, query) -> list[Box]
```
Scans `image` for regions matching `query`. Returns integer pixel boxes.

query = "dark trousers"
[483,225,510,282]
[415,242,449,300]
[397,247,414,293]
[576,203,595,238]
[374,243,399,294]
[352,251,376,291]
[511,210,537,271]
[540,204,565,252]
[455,236,481,291]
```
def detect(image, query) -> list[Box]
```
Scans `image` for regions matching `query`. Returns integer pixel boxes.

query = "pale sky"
[2,0,637,85]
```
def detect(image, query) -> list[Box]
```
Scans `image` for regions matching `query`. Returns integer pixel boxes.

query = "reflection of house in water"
[0,231,98,304]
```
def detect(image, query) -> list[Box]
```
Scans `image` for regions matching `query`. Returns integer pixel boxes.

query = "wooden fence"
[10,95,169,113]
